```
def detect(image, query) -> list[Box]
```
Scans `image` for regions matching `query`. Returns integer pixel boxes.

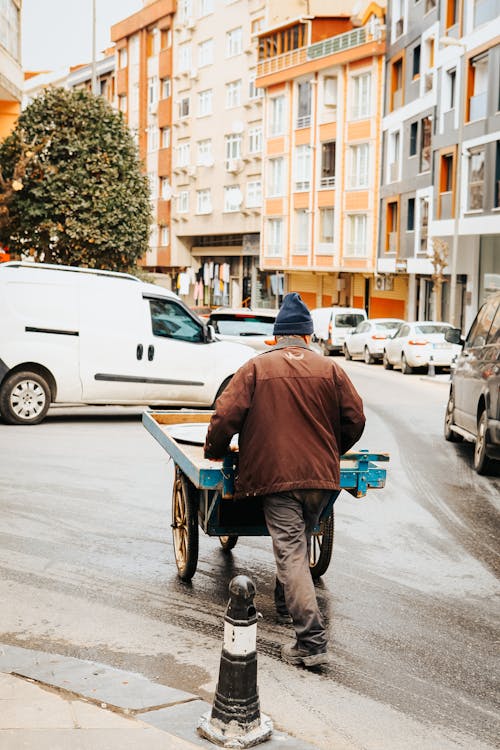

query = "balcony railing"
[474,0,500,26]
[297,114,311,129]
[440,191,453,219]
[257,21,383,78]
[469,91,487,121]
[388,232,398,252]
[320,175,336,188]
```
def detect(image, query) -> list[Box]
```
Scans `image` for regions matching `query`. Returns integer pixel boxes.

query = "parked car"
[382,321,462,374]
[444,291,500,474]
[207,308,276,352]
[310,306,367,356]
[0,262,256,425]
[344,318,405,364]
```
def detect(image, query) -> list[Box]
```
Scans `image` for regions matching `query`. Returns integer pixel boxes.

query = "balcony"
[308,26,367,59]
[474,0,500,26]
[469,91,487,121]
[297,114,311,129]
[320,176,336,188]
[440,191,453,219]
[295,180,310,191]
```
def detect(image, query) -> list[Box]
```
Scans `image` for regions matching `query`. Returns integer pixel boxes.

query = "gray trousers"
[262,489,332,652]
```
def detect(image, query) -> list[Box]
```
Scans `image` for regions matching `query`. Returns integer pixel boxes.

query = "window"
[199,0,214,16]
[161,177,171,200]
[149,299,203,343]
[407,197,415,231]
[198,89,213,116]
[251,17,264,35]
[147,28,160,57]
[319,208,334,244]
[297,81,312,128]
[224,185,242,211]
[409,121,418,156]
[349,144,369,188]
[147,126,159,152]
[118,95,127,113]
[178,0,192,22]
[177,190,189,213]
[474,0,500,25]
[391,57,403,111]
[389,131,400,181]
[269,96,286,135]
[419,197,429,251]
[118,47,128,68]
[468,54,488,121]
[198,38,214,67]
[161,28,171,49]
[425,0,436,10]
[393,0,404,36]
[323,76,337,108]
[161,77,171,99]
[148,76,158,108]
[446,68,456,110]
[226,80,242,108]
[248,127,262,154]
[295,145,311,191]
[179,43,191,71]
[385,201,398,252]
[267,218,284,257]
[294,209,309,253]
[161,127,170,148]
[247,180,262,207]
[413,44,421,78]
[179,96,190,118]
[468,148,485,210]
[268,157,285,196]
[226,27,243,57]
[177,141,190,167]
[446,0,459,29]
[197,139,213,166]
[346,214,368,257]
[249,77,263,100]
[225,134,242,168]
[351,73,371,118]
[148,172,158,200]
[419,116,431,172]
[320,141,336,187]
[496,141,500,208]
[258,23,306,60]
[439,151,455,218]
[197,189,212,214]
[160,225,170,246]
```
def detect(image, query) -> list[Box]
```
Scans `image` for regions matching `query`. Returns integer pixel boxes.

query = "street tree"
[0,87,152,271]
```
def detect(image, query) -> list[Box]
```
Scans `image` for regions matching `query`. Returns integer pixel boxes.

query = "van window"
[334,313,365,328]
[466,298,498,348]
[149,299,203,342]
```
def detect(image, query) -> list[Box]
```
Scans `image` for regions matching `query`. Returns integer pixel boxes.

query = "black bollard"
[428,354,435,377]
[198,575,272,748]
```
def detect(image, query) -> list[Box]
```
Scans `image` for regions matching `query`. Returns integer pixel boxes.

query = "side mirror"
[205,324,216,343]
[444,327,463,345]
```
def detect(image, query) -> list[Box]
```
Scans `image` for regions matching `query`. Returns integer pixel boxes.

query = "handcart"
[143,410,389,582]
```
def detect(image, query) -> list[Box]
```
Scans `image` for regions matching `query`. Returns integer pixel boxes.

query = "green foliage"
[0,87,152,271]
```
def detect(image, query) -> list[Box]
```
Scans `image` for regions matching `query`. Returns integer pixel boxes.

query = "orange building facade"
[111,0,176,270]
[255,3,402,315]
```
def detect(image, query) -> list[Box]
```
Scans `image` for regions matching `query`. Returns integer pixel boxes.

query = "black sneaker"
[276,612,293,625]
[281,642,328,667]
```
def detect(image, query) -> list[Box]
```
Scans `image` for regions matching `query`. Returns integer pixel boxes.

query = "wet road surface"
[0,360,498,749]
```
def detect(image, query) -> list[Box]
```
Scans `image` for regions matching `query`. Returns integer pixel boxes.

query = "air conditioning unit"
[375,275,386,291]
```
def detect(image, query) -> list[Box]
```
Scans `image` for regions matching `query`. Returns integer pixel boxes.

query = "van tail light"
[408,339,428,346]
[371,335,386,340]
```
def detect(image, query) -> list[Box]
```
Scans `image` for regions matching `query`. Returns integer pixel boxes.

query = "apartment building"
[0,0,22,140]
[255,1,389,313]
[169,0,267,308]
[431,0,500,330]
[378,0,439,322]
[24,54,116,109]
[111,0,176,273]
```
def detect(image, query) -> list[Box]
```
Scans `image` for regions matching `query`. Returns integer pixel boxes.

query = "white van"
[310,306,367,356]
[0,262,255,425]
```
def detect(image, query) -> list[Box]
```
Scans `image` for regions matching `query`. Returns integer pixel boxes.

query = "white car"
[207,308,277,352]
[344,318,405,364]
[383,321,462,374]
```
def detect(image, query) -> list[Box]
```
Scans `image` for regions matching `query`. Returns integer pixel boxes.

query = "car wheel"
[444,393,463,442]
[473,410,494,475]
[383,351,393,370]
[343,345,352,360]
[401,354,413,375]
[0,370,51,425]
[364,346,375,365]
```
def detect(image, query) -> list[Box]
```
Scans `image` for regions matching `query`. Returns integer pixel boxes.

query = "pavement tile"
[142,700,319,749]
[0,728,196,750]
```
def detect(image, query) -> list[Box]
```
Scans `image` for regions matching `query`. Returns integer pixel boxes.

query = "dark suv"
[444,291,500,474]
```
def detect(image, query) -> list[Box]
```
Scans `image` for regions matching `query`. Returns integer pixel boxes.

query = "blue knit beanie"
[273,292,314,335]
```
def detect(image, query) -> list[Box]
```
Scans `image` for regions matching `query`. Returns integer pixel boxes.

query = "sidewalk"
[0,644,316,750]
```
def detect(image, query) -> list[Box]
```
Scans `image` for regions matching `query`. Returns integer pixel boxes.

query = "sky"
[22,0,144,72]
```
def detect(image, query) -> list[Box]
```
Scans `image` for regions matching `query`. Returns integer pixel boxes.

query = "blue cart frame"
[143,410,389,581]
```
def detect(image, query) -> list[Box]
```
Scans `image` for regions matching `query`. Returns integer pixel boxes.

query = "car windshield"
[375,321,402,331]
[334,314,365,328]
[414,324,451,335]
[212,315,275,336]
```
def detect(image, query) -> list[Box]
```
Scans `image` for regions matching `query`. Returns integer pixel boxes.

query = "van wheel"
[0,371,51,425]
[473,410,494,475]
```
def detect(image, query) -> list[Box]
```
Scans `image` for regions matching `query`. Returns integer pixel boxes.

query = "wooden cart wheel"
[309,511,334,579]
[172,467,199,581]
[219,535,238,551]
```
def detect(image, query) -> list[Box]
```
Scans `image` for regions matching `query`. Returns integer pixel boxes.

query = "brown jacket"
[204,339,365,499]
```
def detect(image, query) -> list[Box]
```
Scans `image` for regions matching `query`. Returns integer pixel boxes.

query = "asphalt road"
[0,360,498,750]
